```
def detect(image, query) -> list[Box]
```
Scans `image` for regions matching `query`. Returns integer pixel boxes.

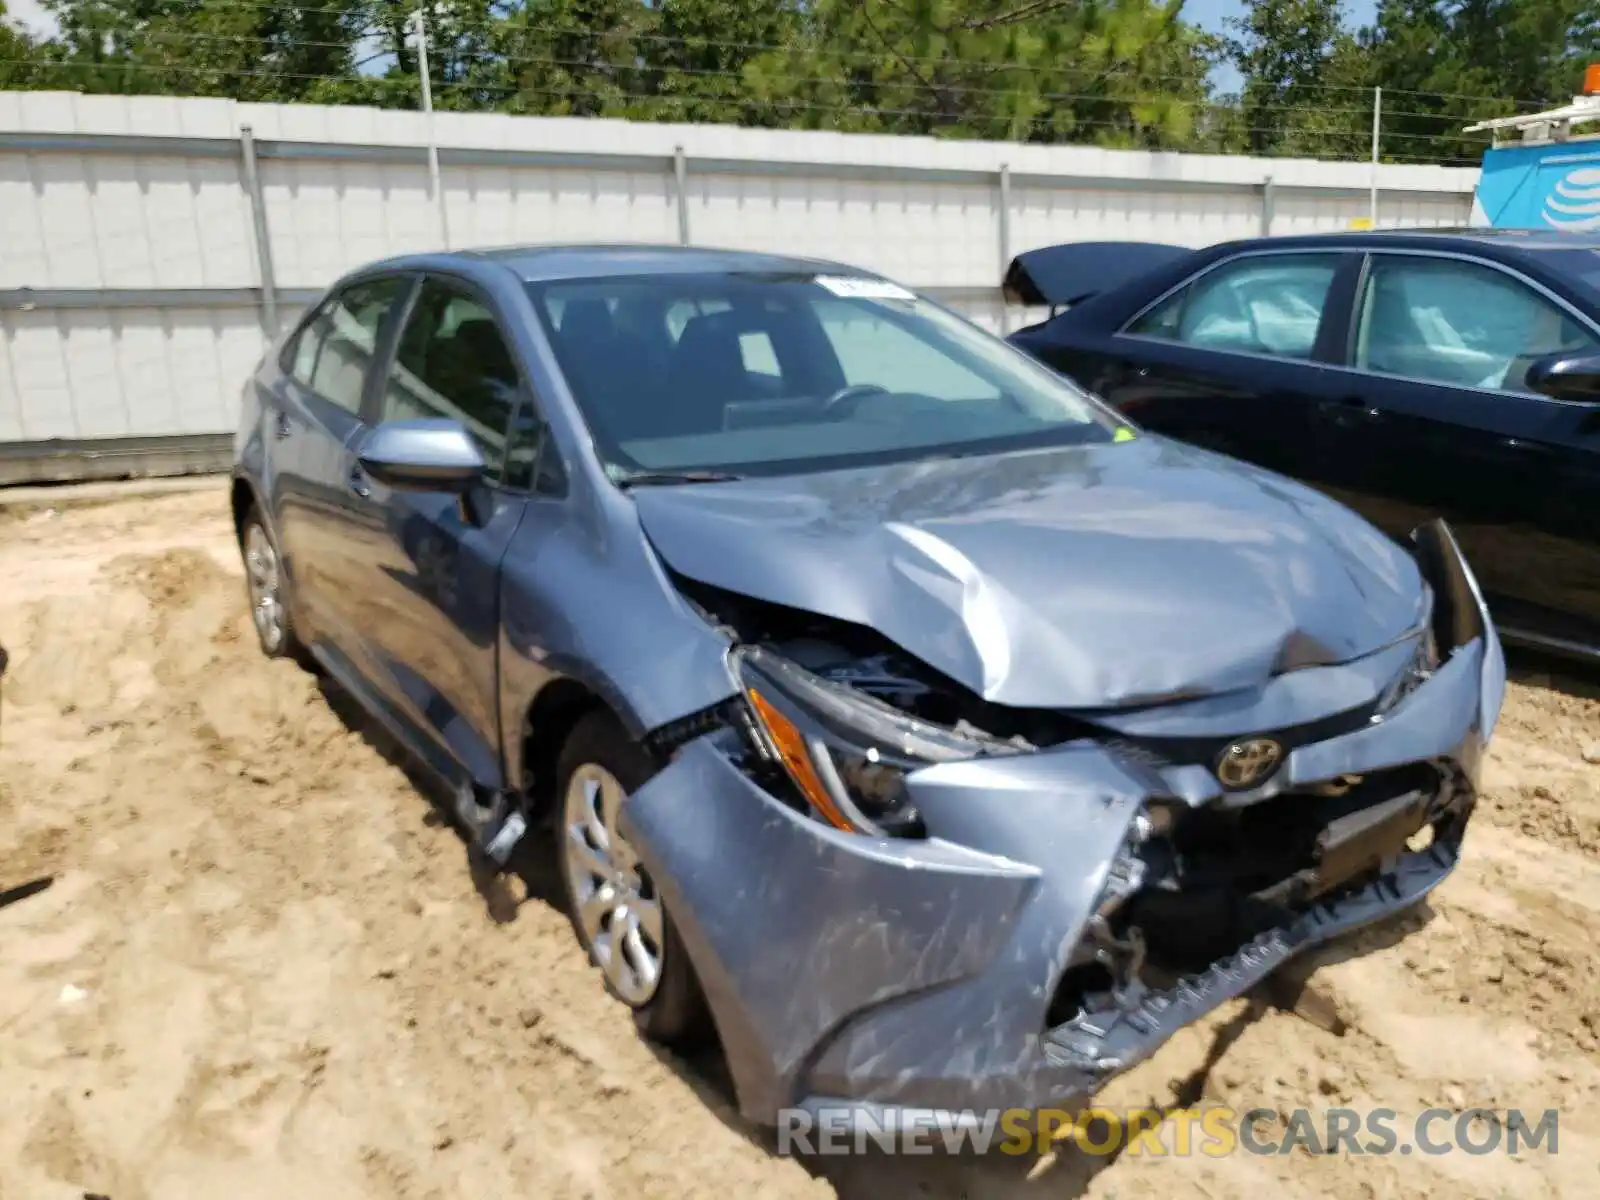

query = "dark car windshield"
[527,272,1126,477]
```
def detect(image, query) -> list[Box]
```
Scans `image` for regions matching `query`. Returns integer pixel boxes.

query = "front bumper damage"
[618,523,1506,1127]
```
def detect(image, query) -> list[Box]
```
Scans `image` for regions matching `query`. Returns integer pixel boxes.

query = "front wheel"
[554,710,710,1045]
[240,511,304,661]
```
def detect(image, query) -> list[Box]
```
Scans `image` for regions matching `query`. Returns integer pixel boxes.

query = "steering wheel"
[819,382,890,419]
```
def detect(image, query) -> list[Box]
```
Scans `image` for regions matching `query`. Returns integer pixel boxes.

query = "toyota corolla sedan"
[230,244,1505,1129]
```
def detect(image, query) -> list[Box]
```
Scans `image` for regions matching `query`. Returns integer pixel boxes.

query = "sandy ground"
[1,485,1598,1200]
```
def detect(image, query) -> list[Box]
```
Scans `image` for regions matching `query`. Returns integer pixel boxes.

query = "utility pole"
[410,6,450,249]
[1369,86,1383,228]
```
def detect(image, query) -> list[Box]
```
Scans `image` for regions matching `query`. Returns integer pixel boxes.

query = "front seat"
[659,311,755,436]
[559,299,617,357]
[555,299,646,435]
[453,317,517,390]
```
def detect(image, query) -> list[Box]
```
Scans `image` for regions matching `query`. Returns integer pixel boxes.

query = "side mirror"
[1523,351,1600,403]
[357,419,486,492]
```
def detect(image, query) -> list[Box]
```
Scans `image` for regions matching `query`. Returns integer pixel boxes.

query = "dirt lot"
[1,485,1598,1200]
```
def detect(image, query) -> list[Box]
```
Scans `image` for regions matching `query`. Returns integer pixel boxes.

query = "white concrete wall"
[0,90,1481,459]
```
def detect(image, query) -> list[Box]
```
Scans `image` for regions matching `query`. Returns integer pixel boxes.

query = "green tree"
[648,0,799,126]
[1229,0,1600,165]
[33,0,370,101]
[1225,0,1358,156]
[484,0,652,118]
[22,0,1600,166]
[745,0,1216,149]
[1357,0,1600,163]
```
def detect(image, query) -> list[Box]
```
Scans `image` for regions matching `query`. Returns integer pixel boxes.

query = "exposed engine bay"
[668,567,1473,1035]
[672,570,1094,749]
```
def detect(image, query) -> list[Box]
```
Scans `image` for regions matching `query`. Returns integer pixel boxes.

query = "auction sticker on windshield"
[814,275,917,301]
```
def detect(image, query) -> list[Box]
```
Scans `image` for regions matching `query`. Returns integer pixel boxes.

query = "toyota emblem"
[1215,737,1285,790]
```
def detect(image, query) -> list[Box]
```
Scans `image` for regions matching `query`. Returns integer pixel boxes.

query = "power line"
[15,2,1556,111]
[0,54,1498,157]
[41,29,1508,123]
[2,48,1526,130]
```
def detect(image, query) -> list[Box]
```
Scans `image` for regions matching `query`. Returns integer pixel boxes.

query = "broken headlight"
[732,645,1000,838]
[1374,625,1439,718]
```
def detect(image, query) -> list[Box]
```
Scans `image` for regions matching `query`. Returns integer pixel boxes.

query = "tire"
[554,709,710,1045]
[239,508,305,662]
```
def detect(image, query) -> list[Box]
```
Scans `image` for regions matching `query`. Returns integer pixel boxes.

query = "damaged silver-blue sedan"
[229,244,1506,1129]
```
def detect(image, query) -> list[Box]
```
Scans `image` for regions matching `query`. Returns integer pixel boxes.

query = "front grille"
[1102,700,1381,777]
[1046,763,1468,1036]
[1121,763,1445,970]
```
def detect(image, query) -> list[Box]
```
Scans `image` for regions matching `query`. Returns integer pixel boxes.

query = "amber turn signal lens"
[746,688,856,832]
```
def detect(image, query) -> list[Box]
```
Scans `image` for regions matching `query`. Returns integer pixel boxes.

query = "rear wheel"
[240,511,304,661]
[555,710,710,1044]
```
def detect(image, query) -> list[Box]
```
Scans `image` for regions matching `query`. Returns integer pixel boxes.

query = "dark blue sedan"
[1006,229,1600,663]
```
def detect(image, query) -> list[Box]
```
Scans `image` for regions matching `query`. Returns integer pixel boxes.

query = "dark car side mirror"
[1523,351,1600,403]
[358,419,486,493]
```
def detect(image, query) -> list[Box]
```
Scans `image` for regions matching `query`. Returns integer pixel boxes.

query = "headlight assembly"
[732,645,1006,838]
[1374,624,1439,718]
[1410,519,1486,655]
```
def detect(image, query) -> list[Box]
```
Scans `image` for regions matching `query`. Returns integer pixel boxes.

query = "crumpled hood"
[631,437,1428,709]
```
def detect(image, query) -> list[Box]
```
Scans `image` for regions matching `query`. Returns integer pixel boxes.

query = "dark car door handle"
[348,463,371,498]
[1320,396,1382,421]
[1499,436,1551,454]
[273,409,293,439]
[1097,362,1149,396]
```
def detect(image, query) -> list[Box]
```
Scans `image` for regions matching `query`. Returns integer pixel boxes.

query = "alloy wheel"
[559,763,665,1007]
[244,522,286,655]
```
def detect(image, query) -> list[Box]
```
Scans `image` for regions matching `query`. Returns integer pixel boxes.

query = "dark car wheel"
[239,509,304,662]
[554,709,710,1045]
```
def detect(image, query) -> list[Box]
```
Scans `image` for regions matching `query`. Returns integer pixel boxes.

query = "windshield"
[527,272,1125,477]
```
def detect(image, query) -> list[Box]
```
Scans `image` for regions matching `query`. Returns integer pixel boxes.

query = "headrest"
[451,317,516,383]
[560,299,617,346]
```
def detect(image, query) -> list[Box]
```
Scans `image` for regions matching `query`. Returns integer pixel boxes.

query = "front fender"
[618,737,1041,1122]
[1411,517,1505,746]
[494,499,741,788]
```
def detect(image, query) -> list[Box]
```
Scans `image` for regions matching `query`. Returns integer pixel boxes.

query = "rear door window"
[1126,253,1343,361]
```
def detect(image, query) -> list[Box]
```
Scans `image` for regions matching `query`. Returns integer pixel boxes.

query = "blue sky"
[1188,0,1380,93]
[4,0,53,38]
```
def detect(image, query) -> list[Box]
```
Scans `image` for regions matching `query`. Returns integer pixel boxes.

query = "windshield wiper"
[611,468,745,487]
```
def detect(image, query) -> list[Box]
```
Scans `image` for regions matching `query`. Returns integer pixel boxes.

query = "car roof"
[1214,227,1600,256]
[453,243,869,283]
